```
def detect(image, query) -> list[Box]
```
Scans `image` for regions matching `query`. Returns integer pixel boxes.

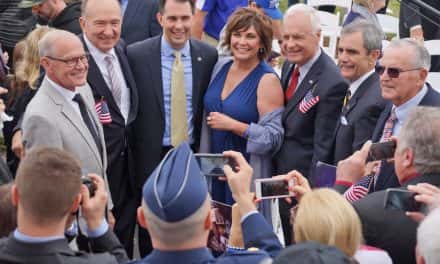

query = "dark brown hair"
[15,147,82,224]
[159,0,195,14]
[223,7,273,61]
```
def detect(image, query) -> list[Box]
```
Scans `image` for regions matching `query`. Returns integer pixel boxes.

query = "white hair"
[38,29,79,57]
[418,208,440,264]
[386,38,431,70]
[284,3,321,33]
[141,196,211,247]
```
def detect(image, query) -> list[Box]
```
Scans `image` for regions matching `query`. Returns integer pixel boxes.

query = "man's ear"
[11,184,19,207]
[79,16,86,33]
[404,148,414,168]
[70,193,81,214]
[137,206,148,230]
[156,12,163,28]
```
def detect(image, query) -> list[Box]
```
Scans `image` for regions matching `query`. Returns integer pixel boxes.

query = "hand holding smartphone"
[255,178,295,200]
[384,188,423,212]
[366,141,396,162]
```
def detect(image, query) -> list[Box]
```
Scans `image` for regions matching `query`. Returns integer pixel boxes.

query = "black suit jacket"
[353,173,440,264]
[274,51,348,182]
[121,0,162,45]
[0,230,128,264]
[332,73,387,164]
[127,36,218,190]
[372,84,440,191]
[82,36,139,207]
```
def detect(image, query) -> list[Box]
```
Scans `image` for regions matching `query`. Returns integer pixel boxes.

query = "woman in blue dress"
[203,8,284,205]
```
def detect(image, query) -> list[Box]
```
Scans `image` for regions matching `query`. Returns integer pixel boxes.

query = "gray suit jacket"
[22,78,112,206]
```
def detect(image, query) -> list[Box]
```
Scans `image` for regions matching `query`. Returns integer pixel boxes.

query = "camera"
[81,176,97,197]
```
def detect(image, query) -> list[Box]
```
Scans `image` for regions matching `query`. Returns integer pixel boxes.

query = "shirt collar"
[161,35,191,58]
[46,76,78,101]
[297,48,321,78]
[394,84,428,123]
[14,229,64,243]
[349,69,375,96]
[84,35,117,63]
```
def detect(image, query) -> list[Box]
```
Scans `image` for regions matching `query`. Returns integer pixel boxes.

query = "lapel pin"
[308,80,313,84]
[197,56,202,62]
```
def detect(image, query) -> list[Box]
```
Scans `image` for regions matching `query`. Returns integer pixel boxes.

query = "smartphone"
[194,154,229,177]
[255,178,295,200]
[314,161,337,188]
[384,188,423,212]
[366,141,397,162]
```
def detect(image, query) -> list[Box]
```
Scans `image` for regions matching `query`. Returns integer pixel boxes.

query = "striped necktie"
[104,55,123,108]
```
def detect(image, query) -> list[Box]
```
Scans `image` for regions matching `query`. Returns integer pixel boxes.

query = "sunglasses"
[375,65,422,78]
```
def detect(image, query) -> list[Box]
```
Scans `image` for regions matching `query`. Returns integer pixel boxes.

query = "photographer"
[0,147,128,263]
[282,106,440,264]
[133,142,282,263]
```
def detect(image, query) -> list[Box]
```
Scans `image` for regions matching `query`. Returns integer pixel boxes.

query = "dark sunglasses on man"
[375,65,422,78]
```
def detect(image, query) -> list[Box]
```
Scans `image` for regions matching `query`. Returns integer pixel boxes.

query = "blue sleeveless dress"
[204,60,275,204]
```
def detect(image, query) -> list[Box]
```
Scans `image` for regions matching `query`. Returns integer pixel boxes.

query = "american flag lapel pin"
[197,56,202,62]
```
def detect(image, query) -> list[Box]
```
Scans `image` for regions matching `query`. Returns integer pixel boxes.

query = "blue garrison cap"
[142,142,209,222]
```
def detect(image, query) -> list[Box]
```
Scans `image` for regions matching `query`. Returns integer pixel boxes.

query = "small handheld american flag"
[299,89,320,114]
[344,174,373,203]
[95,97,112,124]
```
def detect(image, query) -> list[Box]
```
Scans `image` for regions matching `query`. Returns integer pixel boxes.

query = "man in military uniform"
[132,143,282,263]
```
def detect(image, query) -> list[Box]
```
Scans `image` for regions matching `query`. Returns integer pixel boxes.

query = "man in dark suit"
[339,106,440,264]
[120,0,162,45]
[0,147,128,264]
[370,38,440,192]
[332,21,387,164]
[79,0,139,257]
[126,0,218,256]
[399,0,440,71]
[275,4,347,244]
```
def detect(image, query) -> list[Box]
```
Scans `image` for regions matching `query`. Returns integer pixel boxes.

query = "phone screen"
[261,180,289,197]
[194,154,228,177]
[384,188,422,212]
[367,141,397,162]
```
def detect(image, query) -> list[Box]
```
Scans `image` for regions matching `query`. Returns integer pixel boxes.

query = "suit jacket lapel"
[342,73,379,116]
[41,81,102,166]
[190,40,203,115]
[82,36,124,125]
[149,37,165,120]
[283,55,323,120]
[115,42,138,124]
[281,62,294,90]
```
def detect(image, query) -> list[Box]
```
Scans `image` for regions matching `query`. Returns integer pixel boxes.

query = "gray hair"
[397,106,440,174]
[284,4,321,33]
[417,208,440,264]
[38,29,79,58]
[141,197,211,247]
[340,20,382,53]
[386,38,431,70]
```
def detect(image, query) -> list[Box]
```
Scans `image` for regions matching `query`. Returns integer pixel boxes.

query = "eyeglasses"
[375,65,422,78]
[46,53,89,68]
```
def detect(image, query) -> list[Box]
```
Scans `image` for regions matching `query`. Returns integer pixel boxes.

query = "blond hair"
[294,188,363,257]
[15,26,53,89]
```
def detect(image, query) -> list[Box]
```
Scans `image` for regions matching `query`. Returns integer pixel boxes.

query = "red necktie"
[285,67,299,101]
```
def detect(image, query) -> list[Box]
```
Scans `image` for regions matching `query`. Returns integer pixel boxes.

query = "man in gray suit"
[22,29,113,209]
[0,147,128,264]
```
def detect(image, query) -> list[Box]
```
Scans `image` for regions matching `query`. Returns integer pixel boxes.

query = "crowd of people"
[0,0,440,263]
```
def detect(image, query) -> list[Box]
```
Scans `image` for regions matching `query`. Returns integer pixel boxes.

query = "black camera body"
[81,176,97,197]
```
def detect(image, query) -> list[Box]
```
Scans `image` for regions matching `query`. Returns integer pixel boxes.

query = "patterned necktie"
[285,66,300,101]
[104,55,123,108]
[343,89,351,109]
[170,51,188,147]
[344,108,397,202]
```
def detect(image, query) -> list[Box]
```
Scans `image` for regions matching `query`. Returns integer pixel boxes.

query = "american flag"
[95,99,112,124]
[299,90,320,113]
[344,174,373,203]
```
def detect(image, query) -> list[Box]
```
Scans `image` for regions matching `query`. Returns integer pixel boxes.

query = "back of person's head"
[294,188,362,257]
[397,106,440,175]
[14,147,82,225]
[417,208,440,264]
[273,241,356,264]
[0,184,16,237]
[138,143,211,249]
[15,26,52,89]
